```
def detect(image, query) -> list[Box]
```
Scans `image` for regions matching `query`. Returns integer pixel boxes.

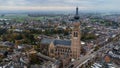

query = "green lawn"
[0,14,61,23]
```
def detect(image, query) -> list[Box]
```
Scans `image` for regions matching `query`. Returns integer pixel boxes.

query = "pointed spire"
[74,6,79,20]
[76,6,78,15]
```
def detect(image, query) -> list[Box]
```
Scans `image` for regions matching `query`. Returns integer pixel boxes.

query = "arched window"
[74,32,76,37]
[74,32,78,37]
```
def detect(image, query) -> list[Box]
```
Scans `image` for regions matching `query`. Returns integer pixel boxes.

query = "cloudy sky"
[0,0,119,11]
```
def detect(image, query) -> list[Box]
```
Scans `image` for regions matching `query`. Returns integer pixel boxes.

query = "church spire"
[74,6,79,20]
[76,7,78,15]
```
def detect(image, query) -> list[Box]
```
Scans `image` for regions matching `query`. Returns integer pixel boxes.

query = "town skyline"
[0,5,120,68]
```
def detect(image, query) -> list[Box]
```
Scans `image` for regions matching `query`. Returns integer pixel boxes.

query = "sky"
[0,0,119,12]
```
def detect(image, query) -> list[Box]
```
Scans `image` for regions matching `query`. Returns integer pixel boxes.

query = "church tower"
[71,23,81,59]
[71,7,81,59]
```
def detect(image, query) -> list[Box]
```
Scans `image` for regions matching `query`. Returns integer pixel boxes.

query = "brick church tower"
[71,7,81,59]
[71,23,81,59]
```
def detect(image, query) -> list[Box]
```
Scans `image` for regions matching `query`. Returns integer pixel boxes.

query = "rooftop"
[40,38,71,46]
[53,40,71,46]
[41,38,54,45]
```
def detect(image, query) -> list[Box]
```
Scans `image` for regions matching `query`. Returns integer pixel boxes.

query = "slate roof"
[53,40,71,46]
[41,38,71,46]
[41,38,54,45]
[4,41,14,46]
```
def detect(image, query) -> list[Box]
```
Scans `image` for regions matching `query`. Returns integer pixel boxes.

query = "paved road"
[69,37,120,68]
[73,43,112,68]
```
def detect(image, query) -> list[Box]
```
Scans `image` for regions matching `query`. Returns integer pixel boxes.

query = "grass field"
[0,14,45,23]
[0,14,61,23]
